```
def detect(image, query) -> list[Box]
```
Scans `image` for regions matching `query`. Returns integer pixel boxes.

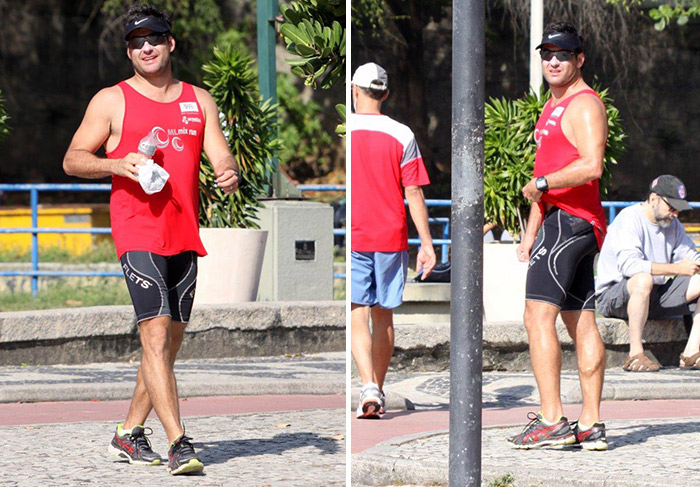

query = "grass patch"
[333,277,346,301]
[0,240,117,264]
[490,473,515,487]
[0,278,131,311]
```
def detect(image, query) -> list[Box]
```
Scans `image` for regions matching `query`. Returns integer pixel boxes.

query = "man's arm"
[522,94,607,202]
[516,202,542,262]
[62,87,143,182]
[405,185,436,279]
[195,87,239,194]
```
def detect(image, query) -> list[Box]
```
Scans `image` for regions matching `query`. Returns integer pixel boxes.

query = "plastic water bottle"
[137,132,158,158]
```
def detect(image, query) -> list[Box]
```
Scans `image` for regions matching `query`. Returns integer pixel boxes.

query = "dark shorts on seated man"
[525,207,599,311]
[597,275,696,320]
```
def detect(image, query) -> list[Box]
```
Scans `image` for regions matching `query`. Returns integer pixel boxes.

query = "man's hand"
[417,245,437,280]
[516,238,535,262]
[115,153,147,182]
[675,258,700,276]
[522,178,543,203]
[216,169,240,194]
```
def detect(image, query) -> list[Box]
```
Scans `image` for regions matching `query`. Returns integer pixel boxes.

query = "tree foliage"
[279,0,346,136]
[0,90,9,144]
[484,86,626,237]
[199,47,280,229]
[606,0,700,31]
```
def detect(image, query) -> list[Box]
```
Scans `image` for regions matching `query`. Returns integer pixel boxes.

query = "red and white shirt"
[350,113,430,252]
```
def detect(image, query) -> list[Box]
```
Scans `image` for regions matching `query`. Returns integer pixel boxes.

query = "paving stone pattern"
[353,417,700,487]
[0,408,346,487]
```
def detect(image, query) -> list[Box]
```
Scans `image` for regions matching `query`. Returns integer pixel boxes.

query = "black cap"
[650,174,692,211]
[124,16,171,40]
[536,31,582,51]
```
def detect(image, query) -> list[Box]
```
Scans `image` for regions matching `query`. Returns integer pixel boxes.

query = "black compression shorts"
[120,251,197,323]
[525,207,598,311]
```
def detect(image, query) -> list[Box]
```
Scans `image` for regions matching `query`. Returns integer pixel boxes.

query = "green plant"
[0,89,10,143]
[490,473,515,487]
[279,0,346,136]
[484,86,626,237]
[606,0,700,30]
[199,46,280,228]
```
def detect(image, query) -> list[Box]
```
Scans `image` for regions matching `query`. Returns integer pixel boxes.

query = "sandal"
[679,352,700,370]
[622,353,660,372]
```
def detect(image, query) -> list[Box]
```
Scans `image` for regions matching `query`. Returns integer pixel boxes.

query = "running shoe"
[572,421,608,451]
[108,424,162,465]
[168,434,204,475]
[356,382,382,419]
[507,412,576,449]
[379,390,387,415]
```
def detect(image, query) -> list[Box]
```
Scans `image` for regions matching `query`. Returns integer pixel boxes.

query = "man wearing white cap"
[350,62,436,419]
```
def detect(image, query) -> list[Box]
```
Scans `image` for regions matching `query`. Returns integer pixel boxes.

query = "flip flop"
[622,352,660,372]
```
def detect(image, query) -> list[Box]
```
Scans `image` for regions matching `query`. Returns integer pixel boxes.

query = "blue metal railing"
[405,199,700,260]
[0,183,347,294]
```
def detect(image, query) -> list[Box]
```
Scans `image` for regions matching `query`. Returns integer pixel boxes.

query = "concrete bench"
[0,302,345,366]
[391,282,689,371]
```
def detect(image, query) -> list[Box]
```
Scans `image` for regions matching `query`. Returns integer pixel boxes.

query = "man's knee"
[627,273,654,297]
[139,317,172,357]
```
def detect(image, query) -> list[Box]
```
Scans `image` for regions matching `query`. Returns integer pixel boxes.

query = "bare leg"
[562,310,605,426]
[124,321,186,432]
[626,273,654,357]
[524,300,564,422]
[683,275,700,357]
[370,306,394,391]
[131,316,183,444]
[351,304,374,385]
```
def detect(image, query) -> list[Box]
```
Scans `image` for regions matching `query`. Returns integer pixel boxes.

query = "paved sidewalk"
[0,351,345,403]
[0,352,346,486]
[352,368,700,486]
[1,408,346,487]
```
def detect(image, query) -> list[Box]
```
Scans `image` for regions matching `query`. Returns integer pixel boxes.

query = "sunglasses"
[539,49,576,62]
[660,196,680,213]
[127,33,169,50]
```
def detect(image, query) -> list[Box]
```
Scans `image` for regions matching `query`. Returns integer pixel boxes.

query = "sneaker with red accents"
[108,424,162,465]
[168,434,204,475]
[572,421,608,451]
[507,412,576,449]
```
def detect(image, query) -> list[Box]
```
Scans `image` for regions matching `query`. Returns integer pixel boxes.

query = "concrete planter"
[483,242,527,322]
[194,228,268,304]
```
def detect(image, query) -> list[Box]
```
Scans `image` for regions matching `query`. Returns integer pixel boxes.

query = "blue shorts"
[351,251,409,309]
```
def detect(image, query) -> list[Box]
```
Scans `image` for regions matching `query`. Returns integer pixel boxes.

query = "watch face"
[536,178,547,191]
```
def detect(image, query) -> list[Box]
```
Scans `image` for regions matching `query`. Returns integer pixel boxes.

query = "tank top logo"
[151,126,199,152]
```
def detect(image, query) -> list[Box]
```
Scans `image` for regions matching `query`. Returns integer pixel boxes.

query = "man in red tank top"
[62,4,239,475]
[508,23,609,451]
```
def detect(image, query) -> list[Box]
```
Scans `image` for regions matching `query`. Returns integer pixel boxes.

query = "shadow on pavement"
[196,432,342,465]
[604,420,700,451]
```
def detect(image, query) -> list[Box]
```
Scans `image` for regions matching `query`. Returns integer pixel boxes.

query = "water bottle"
[137,132,158,158]
[136,131,169,194]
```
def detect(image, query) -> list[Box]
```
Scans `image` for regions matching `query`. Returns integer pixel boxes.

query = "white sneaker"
[356,382,382,419]
[379,391,386,414]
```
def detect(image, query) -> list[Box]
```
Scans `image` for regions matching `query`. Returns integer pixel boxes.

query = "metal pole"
[256,0,280,196]
[529,0,544,96]
[30,188,39,297]
[450,0,485,485]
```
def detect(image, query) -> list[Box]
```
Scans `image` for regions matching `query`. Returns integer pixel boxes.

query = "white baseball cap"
[351,63,388,91]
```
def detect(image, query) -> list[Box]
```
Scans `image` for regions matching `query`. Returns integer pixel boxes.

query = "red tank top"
[106,81,206,258]
[533,89,607,248]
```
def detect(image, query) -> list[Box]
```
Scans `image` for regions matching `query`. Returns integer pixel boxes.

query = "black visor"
[124,16,171,40]
[536,31,582,51]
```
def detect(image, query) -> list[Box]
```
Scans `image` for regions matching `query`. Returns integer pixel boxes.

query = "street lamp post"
[450,0,485,486]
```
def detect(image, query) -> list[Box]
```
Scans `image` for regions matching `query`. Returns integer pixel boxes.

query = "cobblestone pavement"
[0,352,345,402]
[1,408,346,487]
[352,416,700,487]
[375,367,700,409]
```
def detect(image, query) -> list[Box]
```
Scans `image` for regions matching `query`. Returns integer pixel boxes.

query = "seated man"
[596,175,700,371]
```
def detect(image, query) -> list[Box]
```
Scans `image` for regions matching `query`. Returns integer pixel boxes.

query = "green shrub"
[484,86,626,237]
[199,46,281,228]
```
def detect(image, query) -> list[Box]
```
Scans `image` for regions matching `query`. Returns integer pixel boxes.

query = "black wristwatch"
[535,176,549,193]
